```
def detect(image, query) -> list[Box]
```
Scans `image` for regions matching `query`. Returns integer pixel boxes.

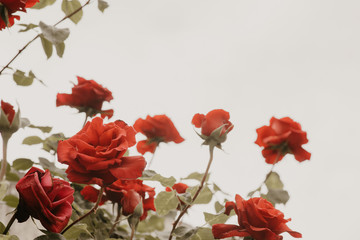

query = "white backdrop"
[1,0,360,239]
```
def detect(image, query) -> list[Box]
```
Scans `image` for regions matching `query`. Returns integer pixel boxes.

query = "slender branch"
[2,210,17,234]
[108,205,121,236]
[0,0,91,75]
[129,224,135,240]
[0,134,9,181]
[82,113,89,128]
[168,145,215,240]
[146,144,158,169]
[61,186,104,234]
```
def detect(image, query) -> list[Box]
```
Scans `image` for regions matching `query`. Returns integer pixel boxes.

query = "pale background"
[1,0,360,239]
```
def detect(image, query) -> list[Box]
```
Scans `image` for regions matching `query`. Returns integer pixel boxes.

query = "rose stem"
[2,210,16,234]
[61,186,104,234]
[146,143,158,169]
[249,152,281,197]
[129,224,136,240]
[82,113,89,128]
[0,134,10,181]
[168,144,215,240]
[108,205,121,236]
[0,0,91,76]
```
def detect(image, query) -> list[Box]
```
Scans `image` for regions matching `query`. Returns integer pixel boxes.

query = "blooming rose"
[255,117,311,164]
[212,194,302,240]
[57,117,146,186]
[0,0,38,30]
[81,179,155,220]
[15,167,74,233]
[133,115,184,154]
[192,109,233,136]
[56,76,114,119]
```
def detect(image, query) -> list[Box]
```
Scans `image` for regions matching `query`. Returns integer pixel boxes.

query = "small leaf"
[5,172,20,182]
[190,228,215,240]
[32,0,56,9]
[28,124,52,133]
[39,21,70,44]
[183,172,209,182]
[97,0,108,12]
[42,133,66,153]
[34,233,66,240]
[18,23,38,32]
[137,214,165,233]
[177,192,192,205]
[203,212,229,226]
[12,158,34,170]
[214,201,224,213]
[187,185,213,204]
[22,136,43,145]
[0,235,20,240]
[265,172,284,190]
[13,70,34,86]
[212,183,221,192]
[61,0,83,24]
[140,170,176,187]
[0,181,9,201]
[3,194,19,208]
[154,191,179,216]
[263,189,290,205]
[55,42,65,57]
[38,157,66,178]
[0,221,5,234]
[62,223,91,240]
[40,35,53,59]
[173,226,198,239]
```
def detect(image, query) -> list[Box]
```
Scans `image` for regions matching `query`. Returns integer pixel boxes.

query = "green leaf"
[140,170,176,187]
[18,23,38,32]
[5,172,20,182]
[177,192,192,205]
[183,172,209,182]
[22,136,43,145]
[62,223,91,240]
[203,212,229,226]
[3,194,19,208]
[173,226,198,239]
[13,70,34,86]
[262,189,290,205]
[214,201,224,213]
[190,228,215,240]
[0,235,20,240]
[154,191,179,216]
[40,35,53,59]
[97,0,108,12]
[0,221,5,234]
[212,183,221,192]
[39,21,70,44]
[187,185,213,204]
[12,158,34,170]
[28,124,52,133]
[265,172,284,190]
[42,133,66,153]
[38,157,66,178]
[0,181,9,201]
[55,42,65,58]
[137,214,165,233]
[34,233,66,240]
[32,0,56,9]
[61,0,83,24]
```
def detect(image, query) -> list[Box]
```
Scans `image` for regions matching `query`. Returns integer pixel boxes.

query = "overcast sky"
[1,0,360,239]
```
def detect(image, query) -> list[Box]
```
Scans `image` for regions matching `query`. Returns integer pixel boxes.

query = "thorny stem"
[0,134,9,181]
[130,224,135,240]
[2,210,16,234]
[108,205,122,236]
[0,0,92,75]
[61,186,104,234]
[168,145,215,240]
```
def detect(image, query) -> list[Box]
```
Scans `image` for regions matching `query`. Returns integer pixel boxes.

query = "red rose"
[57,117,146,186]
[212,194,302,240]
[165,183,189,194]
[255,117,311,164]
[192,109,233,137]
[81,179,155,220]
[1,100,15,124]
[0,0,38,30]
[15,167,74,233]
[133,115,184,154]
[56,76,114,119]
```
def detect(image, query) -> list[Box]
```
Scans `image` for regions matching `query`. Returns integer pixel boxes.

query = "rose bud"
[255,117,311,164]
[15,167,74,233]
[0,0,39,30]
[192,109,233,148]
[133,114,184,154]
[0,100,27,136]
[212,194,302,240]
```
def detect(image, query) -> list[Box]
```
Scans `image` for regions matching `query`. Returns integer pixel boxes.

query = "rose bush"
[133,114,184,154]
[15,167,74,233]
[212,194,302,240]
[56,76,114,119]
[255,117,311,164]
[57,117,146,186]
[0,0,38,30]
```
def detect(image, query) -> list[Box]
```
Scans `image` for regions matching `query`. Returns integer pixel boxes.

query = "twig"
[0,0,92,75]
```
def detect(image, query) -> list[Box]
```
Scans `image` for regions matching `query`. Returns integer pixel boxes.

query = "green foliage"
[173,226,198,239]
[0,235,20,240]
[183,172,209,182]
[32,0,57,9]
[190,228,215,240]
[22,136,43,145]
[34,233,66,240]
[40,35,53,59]
[2,194,19,208]
[203,212,229,226]
[137,214,165,233]
[5,172,20,182]
[12,158,34,171]
[154,191,179,216]
[97,0,109,12]
[140,170,176,187]
[38,157,66,178]
[13,70,35,86]
[0,221,5,234]
[18,23,38,32]
[28,124,52,133]
[62,223,92,240]
[61,0,83,24]
[42,133,66,153]
[262,172,290,205]
[265,172,283,190]
[214,201,224,213]
[0,181,9,201]
[186,185,212,204]
[39,22,70,44]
